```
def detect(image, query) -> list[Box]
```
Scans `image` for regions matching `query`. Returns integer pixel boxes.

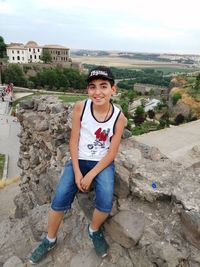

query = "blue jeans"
[51,160,115,213]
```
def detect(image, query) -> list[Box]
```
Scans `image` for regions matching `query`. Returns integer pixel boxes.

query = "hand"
[80,174,94,191]
[75,170,84,192]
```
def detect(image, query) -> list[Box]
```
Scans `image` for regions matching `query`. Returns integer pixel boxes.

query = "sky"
[0,0,200,55]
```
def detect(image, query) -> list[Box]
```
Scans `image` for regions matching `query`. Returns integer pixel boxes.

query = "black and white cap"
[87,66,115,83]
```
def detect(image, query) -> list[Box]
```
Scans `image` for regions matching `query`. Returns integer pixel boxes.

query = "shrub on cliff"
[172,92,182,105]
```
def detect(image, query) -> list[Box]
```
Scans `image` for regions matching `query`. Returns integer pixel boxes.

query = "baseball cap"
[87,66,115,83]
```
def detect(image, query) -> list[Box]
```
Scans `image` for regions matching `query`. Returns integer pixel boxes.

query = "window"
[29,48,31,52]
[38,49,40,52]
[17,50,20,54]
[39,55,41,59]
[17,56,20,60]
[12,57,15,60]
[12,50,14,54]
[30,55,32,59]
[33,48,35,53]
[58,51,60,55]
[35,55,37,59]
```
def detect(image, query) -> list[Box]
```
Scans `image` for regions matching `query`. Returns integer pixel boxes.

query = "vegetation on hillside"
[84,64,170,88]
[3,64,27,87]
[113,73,200,136]
[2,65,87,91]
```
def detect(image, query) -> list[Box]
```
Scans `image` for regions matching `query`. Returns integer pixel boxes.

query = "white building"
[26,41,43,63]
[7,43,28,63]
[6,41,43,63]
[144,99,161,112]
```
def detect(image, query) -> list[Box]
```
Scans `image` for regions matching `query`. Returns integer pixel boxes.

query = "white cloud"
[0,1,14,14]
[1,0,200,54]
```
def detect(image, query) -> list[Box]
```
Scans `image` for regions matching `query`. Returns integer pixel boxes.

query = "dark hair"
[88,76,115,87]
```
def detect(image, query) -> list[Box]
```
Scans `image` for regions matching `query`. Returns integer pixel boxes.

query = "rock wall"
[1,96,200,267]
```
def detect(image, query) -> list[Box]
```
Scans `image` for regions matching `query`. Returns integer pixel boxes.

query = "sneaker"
[88,225,109,258]
[29,237,57,264]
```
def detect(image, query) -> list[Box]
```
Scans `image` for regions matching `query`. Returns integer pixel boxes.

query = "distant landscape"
[71,49,200,74]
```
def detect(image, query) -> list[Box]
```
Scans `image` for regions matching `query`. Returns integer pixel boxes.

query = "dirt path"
[0,181,20,222]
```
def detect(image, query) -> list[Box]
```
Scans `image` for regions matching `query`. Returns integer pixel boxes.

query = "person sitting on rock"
[29,66,126,264]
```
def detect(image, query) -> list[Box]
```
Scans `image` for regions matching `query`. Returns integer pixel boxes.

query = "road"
[135,119,200,167]
[0,103,21,179]
[0,99,21,222]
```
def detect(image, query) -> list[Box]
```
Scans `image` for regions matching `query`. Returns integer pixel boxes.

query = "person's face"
[87,79,116,106]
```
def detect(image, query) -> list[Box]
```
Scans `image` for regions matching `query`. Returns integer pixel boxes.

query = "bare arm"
[69,101,85,192]
[81,112,127,190]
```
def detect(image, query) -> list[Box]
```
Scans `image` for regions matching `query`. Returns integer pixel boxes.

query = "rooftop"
[43,44,69,49]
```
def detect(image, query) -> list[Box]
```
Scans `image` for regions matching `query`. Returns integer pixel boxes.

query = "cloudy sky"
[0,0,200,54]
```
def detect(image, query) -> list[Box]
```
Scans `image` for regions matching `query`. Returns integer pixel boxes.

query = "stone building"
[43,44,70,64]
[134,83,169,96]
[6,41,42,64]
[6,41,71,65]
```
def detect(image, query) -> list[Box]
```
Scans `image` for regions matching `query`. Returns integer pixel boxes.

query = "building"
[25,41,43,63]
[6,41,42,63]
[6,41,71,65]
[134,83,169,97]
[144,99,161,112]
[7,43,28,64]
[43,44,70,64]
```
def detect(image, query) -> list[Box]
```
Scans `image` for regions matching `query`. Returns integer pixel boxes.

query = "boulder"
[180,210,200,250]
[105,210,144,248]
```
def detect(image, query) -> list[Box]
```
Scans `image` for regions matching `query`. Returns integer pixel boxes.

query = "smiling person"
[29,66,126,264]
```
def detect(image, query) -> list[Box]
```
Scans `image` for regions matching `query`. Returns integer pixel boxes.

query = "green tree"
[0,36,7,58]
[41,49,52,63]
[3,64,27,86]
[134,105,146,125]
[30,67,87,90]
[135,105,145,115]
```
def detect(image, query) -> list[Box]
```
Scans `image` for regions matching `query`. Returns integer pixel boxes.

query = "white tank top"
[78,99,121,161]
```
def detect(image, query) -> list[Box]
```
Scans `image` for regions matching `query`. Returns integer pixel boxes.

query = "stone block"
[180,210,200,249]
[105,210,144,248]
[2,256,24,267]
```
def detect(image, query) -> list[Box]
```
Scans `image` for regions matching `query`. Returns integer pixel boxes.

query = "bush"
[135,105,145,115]
[132,121,158,136]
[119,101,130,119]
[27,80,35,89]
[3,64,27,87]
[134,105,146,126]
[172,92,182,105]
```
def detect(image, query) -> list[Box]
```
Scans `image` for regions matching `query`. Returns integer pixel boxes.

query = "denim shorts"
[51,159,115,213]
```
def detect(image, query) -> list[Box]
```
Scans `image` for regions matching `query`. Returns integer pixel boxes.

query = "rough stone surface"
[0,96,199,267]
[105,210,145,248]
[180,210,200,250]
[2,256,24,267]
